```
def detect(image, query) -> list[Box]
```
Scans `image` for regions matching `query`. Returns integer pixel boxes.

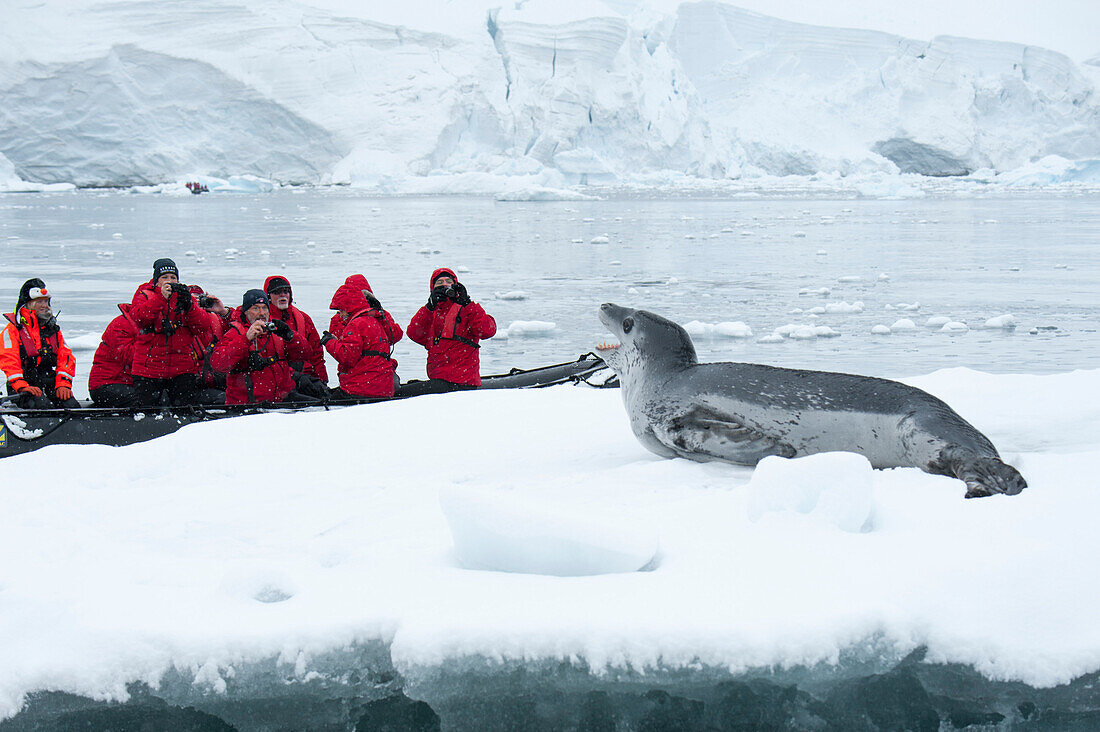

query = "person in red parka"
[405,267,496,394]
[264,275,329,398]
[129,258,222,405]
[210,289,315,405]
[88,303,140,406]
[322,276,402,399]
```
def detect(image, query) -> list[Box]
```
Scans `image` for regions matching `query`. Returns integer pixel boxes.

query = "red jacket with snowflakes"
[325,281,402,397]
[210,315,311,404]
[406,268,496,386]
[129,280,220,379]
[263,275,327,382]
[88,303,138,390]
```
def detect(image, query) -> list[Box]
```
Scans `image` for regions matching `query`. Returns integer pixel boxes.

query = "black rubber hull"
[0,355,609,459]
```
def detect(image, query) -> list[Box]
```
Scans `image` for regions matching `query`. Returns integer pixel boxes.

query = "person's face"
[270,288,291,310]
[433,275,454,288]
[27,297,52,317]
[245,302,269,323]
[156,273,179,287]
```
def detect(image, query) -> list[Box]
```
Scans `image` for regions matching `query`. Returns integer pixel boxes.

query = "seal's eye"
[622,317,634,334]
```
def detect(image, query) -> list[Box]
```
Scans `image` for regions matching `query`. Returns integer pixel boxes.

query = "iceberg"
[1,1,1098,189]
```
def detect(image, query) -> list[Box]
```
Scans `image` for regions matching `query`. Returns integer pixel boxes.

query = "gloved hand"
[320,331,335,347]
[271,319,294,340]
[55,386,72,401]
[427,286,448,312]
[19,385,44,397]
[173,285,193,312]
[247,351,269,371]
[451,282,472,306]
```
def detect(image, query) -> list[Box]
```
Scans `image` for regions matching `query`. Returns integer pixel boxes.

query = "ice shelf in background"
[1,1,1099,190]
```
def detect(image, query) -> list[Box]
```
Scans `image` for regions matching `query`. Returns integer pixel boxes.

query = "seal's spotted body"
[598,304,1026,498]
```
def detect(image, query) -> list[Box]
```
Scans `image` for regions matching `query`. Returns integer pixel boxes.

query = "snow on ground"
[1,367,1099,717]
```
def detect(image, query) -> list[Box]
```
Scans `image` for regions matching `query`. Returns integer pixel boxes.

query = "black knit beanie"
[153,258,179,281]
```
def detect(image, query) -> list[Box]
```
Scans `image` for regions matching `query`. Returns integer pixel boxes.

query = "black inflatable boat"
[0,354,613,459]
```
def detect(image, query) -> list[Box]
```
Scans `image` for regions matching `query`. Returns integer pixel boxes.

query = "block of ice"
[439,486,659,576]
[746,452,875,533]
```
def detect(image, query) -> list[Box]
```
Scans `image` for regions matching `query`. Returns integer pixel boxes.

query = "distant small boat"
[185,181,209,195]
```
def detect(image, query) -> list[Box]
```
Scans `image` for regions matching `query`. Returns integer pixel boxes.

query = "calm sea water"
[1,189,1097,395]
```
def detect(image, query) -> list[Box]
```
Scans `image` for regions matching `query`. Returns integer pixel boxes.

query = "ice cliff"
[0,0,1097,189]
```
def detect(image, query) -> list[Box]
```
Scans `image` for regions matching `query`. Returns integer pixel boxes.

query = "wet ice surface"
[1,189,1098,397]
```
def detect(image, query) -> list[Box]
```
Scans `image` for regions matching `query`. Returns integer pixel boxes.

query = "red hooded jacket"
[325,280,402,397]
[406,268,496,386]
[88,303,138,390]
[129,280,219,379]
[263,275,327,381]
[210,313,311,404]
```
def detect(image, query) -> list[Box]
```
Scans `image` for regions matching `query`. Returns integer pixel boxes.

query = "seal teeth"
[596,341,620,351]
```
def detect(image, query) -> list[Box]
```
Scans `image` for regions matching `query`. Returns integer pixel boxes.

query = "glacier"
[1,0,1098,191]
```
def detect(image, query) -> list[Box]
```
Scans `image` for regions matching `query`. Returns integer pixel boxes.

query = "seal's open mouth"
[596,341,620,352]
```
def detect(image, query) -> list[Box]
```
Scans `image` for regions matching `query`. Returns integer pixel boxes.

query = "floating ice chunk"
[877,273,889,281]
[940,321,969,333]
[496,291,528,301]
[824,301,864,314]
[95,251,114,259]
[871,325,892,335]
[183,250,197,257]
[925,316,951,328]
[984,314,1017,329]
[793,232,807,238]
[814,326,840,338]
[627,287,639,294]
[799,287,831,296]
[757,334,785,344]
[789,308,804,315]
[684,321,753,338]
[590,235,610,244]
[746,452,874,533]
[896,302,920,311]
[224,248,239,256]
[684,234,695,240]
[740,231,753,236]
[782,325,818,340]
[1054,264,1070,269]
[440,487,659,577]
[570,238,584,244]
[501,321,556,337]
[720,227,734,233]
[306,241,316,248]
[416,247,431,254]
[456,266,470,273]
[837,275,862,283]
[816,250,827,256]
[260,250,271,256]
[112,232,123,239]
[609,260,621,266]
[806,306,826,315]
[667,277,679,285]
[890,319,917,330]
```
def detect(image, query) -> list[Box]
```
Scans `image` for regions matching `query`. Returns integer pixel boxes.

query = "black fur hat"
[17,278,48,310]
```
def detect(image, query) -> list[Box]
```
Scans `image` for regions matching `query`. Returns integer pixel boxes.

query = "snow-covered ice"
[1,1,1100,190]
[0,368,1099,723]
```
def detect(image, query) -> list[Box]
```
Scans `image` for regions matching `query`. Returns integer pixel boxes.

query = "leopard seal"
[597,303,1026,498]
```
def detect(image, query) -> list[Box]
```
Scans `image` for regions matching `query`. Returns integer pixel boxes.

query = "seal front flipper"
[656,404,796,465]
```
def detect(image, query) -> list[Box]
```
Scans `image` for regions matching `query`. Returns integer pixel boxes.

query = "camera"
[169,282,190,296]
[198,294,217,309]
[443,285,458,299]
[263,322,280,333]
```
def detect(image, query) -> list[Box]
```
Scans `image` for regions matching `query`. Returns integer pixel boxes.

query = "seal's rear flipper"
[659,405,796,466]
[952,455,1028,498]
